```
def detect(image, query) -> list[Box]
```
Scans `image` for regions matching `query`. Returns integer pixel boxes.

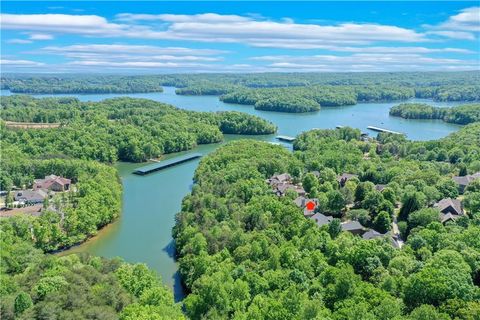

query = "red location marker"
[306,200,316,211]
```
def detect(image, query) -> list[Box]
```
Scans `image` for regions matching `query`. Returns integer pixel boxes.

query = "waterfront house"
[34,175,71,192]
[14,189,48,204]
[452,172,480,194]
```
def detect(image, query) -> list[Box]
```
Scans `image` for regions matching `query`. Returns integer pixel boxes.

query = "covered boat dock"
[133,153,202,175]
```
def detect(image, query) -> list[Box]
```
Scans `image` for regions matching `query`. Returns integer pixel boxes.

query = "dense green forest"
[173,125,480,319]
[0,225,184,319]
[1,95,276,162]
[1,75,164,94]
[3,71,479,94]
[390,103,480,125]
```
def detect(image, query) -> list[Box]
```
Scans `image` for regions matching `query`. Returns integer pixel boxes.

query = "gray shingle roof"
[434,198,463,216]
[362,229,384,240]
[453,172,480,186]
[341,220,364,231]
[14,189,48,202]
[309,213,333,227]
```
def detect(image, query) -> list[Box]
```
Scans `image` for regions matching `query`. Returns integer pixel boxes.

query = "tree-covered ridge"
[0,225,184,319]
[173,124,480,319]
[1,95,276,162]
[1,75,164,94]
[390,103,480,125]
[4,71,479,93]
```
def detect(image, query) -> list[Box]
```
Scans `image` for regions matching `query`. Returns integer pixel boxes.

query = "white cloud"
[426,30,476,40]
[28,44,225,70]
[439,6,480,32]
[116,13,250,23]
[0,59,45,66]
[67,60,211,69]
[0,13,131,36]
[40,44,225,56]
[35,44,224,65]
[425,7,479,40]
[29,33,54,40]
[1,12,426,46]
[7,39,32,44]
[251,53,480,72]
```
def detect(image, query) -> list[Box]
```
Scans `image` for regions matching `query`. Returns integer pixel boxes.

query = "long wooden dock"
[276,135,296,142]
[367,126,403,135]
[133,153,202,175]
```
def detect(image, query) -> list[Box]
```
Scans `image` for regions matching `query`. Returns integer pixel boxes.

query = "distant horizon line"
[2,69,480,76]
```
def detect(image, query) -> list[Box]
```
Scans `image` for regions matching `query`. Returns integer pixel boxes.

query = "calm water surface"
[1,87,463,300]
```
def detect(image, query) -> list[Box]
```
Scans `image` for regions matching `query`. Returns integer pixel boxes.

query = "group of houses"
[267,173,306,197]
[11,175,71,206]
[267,170,480,247]
[435,171,480,223]
[267,172,402,247]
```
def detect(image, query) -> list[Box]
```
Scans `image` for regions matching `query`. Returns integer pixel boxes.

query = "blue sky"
[1,1,479,73]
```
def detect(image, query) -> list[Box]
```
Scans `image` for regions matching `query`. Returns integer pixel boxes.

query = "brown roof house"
[434,198,464,224]
[452,172,480,194]
[34,175,71,192]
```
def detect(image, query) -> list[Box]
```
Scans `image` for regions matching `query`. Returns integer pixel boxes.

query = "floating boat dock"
[133,153,202,175]
[367,126,403,135]
[276,135,296,142]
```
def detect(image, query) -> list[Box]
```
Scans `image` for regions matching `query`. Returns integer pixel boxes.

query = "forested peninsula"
[1,95,276,162]
[390,103,480,125]
[174,125,480,319]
